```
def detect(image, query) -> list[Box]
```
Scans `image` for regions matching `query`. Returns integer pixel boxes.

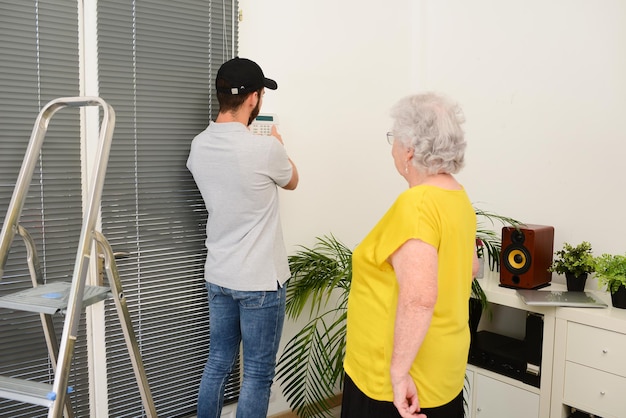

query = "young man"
[187,57,298,418]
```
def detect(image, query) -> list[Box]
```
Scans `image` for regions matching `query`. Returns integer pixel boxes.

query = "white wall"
[238,0,414,251]
[238,0,626,415]
[416,0,626,256]
[238,3,413,413]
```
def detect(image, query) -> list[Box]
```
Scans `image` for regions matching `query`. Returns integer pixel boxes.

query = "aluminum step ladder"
[0,97,157,418]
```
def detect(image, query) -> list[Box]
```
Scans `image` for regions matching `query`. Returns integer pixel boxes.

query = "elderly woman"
[341,93,478,418]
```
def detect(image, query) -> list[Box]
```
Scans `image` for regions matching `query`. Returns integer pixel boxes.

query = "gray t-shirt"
[187,121,293,291]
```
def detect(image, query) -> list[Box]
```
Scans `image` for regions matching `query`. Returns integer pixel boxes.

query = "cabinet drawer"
[564,362,626,418]
[567,322,626,376]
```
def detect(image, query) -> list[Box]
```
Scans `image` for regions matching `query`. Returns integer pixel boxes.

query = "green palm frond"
[276,309,347,418]
[285,234,352,319]
[475,207,521,271]
[277,235,351,418]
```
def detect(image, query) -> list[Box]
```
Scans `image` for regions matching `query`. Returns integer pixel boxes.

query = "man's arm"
[281,159,299,190]
[271,125,299,190]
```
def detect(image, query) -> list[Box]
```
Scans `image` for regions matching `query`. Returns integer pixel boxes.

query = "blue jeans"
[197,283,286,418]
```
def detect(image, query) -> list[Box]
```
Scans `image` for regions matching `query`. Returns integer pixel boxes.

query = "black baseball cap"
[216,57,278,95]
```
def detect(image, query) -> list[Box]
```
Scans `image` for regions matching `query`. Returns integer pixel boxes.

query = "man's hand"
[392,374,427,418]
[271,125,284,145]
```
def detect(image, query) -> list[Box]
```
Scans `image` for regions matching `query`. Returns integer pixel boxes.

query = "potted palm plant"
[276,234,350,418]
[276,208,519,418]
[594,253,626,309]
[548,241,595,291]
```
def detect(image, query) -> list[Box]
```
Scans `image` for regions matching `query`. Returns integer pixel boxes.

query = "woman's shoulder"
[397,185,471,212]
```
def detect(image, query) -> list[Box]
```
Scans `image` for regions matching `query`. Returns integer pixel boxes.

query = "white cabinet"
[552,318,626,418]
[466,366,539,418]
[468,271,626,418]
[471,272,555,418]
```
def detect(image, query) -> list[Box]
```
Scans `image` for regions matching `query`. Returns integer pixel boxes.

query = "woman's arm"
[389,238,437,418]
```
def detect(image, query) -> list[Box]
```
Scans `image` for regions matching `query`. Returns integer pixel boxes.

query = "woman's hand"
[392,373,427,418]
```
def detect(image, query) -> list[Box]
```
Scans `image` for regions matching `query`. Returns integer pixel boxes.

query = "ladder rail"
[17,225,44,287]
[95,232,157,418]
[14,225,59,358]
[16,225,74,418]
[45,97,115,418]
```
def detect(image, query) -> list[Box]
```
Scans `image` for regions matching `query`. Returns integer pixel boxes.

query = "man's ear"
[245,91,259,108]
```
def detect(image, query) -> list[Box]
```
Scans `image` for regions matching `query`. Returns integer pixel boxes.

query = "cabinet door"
[474,374,539,418]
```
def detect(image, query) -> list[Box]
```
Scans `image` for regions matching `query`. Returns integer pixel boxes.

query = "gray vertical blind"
[0,1,89,417]
[98,0,239,416]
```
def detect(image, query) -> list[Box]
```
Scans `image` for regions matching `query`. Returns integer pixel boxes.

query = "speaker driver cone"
[510,229,525,245]
[503,246,531,274]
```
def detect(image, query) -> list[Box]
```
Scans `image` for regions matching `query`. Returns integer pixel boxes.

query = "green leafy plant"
[474,207,521,272]
[276,208,519,418]
[472,208,521,312]
[548,241,595,277]
[276,235,351,418]
[471,276,490,314]
[594,253,626,294]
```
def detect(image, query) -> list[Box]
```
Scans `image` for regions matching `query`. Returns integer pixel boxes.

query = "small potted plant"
[594,253,626,309]
[548,241,595,291]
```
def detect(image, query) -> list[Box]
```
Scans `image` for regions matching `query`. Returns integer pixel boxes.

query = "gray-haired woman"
[342,93,478,418]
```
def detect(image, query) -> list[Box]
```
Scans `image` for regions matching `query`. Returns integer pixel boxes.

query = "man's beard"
[247,100,261,126]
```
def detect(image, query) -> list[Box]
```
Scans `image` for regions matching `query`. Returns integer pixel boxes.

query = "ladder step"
[0,375,55,407]
[0,281,110,315]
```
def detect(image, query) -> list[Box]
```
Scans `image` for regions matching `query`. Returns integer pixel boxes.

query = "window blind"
[0,1,89,417]
[1,0,239,417]
[97,1,239,416]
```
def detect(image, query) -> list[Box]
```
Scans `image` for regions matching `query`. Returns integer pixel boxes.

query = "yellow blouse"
[344,185,476,407]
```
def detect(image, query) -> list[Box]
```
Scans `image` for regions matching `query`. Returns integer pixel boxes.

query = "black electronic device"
[525,312,543,367]
[468,313,543,388]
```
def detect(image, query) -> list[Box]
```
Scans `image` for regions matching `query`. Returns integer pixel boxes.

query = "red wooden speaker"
[500,224,554,289]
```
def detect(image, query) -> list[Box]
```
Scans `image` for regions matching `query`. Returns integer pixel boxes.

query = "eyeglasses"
[386,132,394,145]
